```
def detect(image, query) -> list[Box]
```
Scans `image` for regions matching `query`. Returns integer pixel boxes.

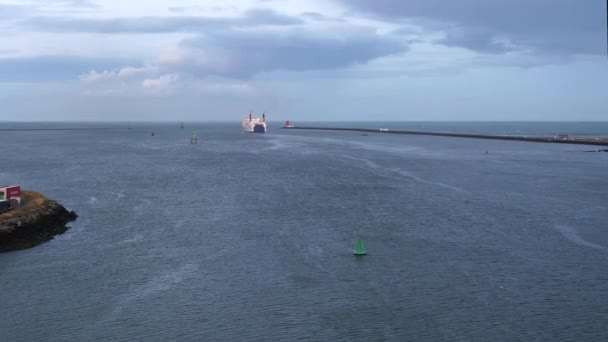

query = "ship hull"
[253,124,266,133]
[242,115,267,133]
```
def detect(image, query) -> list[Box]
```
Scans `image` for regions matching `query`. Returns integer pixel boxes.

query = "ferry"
[242,112,267,133]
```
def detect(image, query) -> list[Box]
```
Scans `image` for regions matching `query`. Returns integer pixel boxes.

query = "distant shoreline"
[0,128,119,131]
[282,126,608,147]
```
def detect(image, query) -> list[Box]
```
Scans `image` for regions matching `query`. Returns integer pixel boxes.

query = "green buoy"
[353,240,366,256]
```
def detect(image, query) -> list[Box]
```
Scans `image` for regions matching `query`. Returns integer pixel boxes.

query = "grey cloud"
[301,12,324,20]
[239,8,304,25]
[300,12,345,22]
[0,56,140,81]
[442,27,512,53]
[25,8,303,33]
[14,10,408,81]
[169,28,407,78]
[343,0,606,55]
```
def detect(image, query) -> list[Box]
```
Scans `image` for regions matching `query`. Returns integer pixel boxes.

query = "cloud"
[79,69,117,83]
[11,7,410,85]
[166,27,407,78]
[141,74,179,95]
[437,26,526,54]
[78,67,257,97]
[78,65,161,95]
[300,12,345,22]
[74,28,406,96]
[195,82,254,95]
[80,66,156,81]
[342,0,606,55]
[73,20,409,94]
[0,55,140,81]
[79,65,157,83]
[25,8,304,33]
[239,8,305,26]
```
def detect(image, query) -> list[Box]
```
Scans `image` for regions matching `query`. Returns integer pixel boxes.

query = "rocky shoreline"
[0,193,77,253]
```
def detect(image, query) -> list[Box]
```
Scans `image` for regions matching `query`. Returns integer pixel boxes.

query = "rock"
[0,197,77,253]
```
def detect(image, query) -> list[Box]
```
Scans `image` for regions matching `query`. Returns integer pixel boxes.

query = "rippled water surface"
[1,122,607,341]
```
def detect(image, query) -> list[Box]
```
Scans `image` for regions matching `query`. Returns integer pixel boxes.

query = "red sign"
[6,185,20,199]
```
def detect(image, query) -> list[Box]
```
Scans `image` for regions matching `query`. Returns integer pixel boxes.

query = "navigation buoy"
[190,131,198,144]
[151,132,155,136]
[353,240,366,256]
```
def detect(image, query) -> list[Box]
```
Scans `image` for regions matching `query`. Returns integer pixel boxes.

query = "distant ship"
[242,112,267,133]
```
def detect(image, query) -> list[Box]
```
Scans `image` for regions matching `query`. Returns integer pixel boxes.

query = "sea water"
[1,122,607,341]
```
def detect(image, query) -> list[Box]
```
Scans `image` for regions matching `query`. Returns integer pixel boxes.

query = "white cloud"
[77,70,263,99]
[117,65,158,78]
[78,64,160,95]
[193,81,254,95]
[79,69,118,83]
[79,66,157,82]
[141,73,179,94]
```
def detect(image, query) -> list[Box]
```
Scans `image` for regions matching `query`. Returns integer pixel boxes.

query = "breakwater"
[281,126,608,147]
[0,191,77,253]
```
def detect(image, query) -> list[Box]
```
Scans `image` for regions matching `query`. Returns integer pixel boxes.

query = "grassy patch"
[0,191,48,221]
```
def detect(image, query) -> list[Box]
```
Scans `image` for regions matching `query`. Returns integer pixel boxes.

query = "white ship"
[242,112,267,133]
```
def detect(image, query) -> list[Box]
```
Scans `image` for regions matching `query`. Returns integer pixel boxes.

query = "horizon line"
[2,120,608,123]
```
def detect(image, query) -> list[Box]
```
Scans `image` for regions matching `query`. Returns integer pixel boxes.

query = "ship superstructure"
[242,112,267,133]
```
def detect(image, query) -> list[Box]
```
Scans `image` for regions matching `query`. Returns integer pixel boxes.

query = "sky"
[0,0,606,121]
